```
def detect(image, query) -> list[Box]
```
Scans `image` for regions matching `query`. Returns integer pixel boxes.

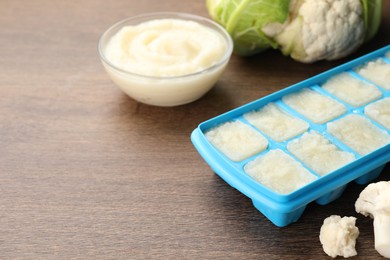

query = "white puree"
[287,131,355,176]
[322,72,382,107]
[105,19,227,77]
[205,121,268,162]
[244,103,308,142]
[282,88,346,124]
[365,98,390,129]
[102,18,229,106]
[327,114,390,155]
[356,58,390,90]
[244,149,316,195]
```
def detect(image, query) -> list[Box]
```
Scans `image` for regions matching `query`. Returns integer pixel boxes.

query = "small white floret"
[319,215,359,258]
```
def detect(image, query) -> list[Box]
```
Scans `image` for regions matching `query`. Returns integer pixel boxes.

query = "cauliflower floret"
[355,181,390,258]
[298,0,365,62]
[319,215,359,258]
[271,0,366,63]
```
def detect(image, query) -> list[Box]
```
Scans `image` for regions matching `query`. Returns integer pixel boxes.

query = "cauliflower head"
[207,0,383,63]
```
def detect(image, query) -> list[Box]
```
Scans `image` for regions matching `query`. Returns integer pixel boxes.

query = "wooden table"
[1,1,389,259]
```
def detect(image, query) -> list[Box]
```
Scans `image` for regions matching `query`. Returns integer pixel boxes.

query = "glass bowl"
[98,12,233,107]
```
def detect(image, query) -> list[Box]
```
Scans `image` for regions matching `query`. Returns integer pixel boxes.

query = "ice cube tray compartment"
[191,46,390,227]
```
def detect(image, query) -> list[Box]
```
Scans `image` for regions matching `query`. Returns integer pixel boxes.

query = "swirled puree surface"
[105,19,227,77]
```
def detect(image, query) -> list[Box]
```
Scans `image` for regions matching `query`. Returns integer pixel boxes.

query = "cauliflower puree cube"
[205,121,268,162]
[287,131,355,176]
[365,98,390,129]
[322,72,382,107]
[244,149,316,194]
[327,114,390,155]
[356,58,390,90]
[243,103,309,142]
[282,88,346,124]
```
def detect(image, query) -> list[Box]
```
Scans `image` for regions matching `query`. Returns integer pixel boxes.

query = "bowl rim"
[97,12,233,80]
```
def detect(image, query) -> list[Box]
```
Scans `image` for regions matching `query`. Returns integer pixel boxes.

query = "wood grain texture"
[0,0,389,259]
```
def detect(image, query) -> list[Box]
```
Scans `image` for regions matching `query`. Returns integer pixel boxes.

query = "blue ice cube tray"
[191,45,390,227]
